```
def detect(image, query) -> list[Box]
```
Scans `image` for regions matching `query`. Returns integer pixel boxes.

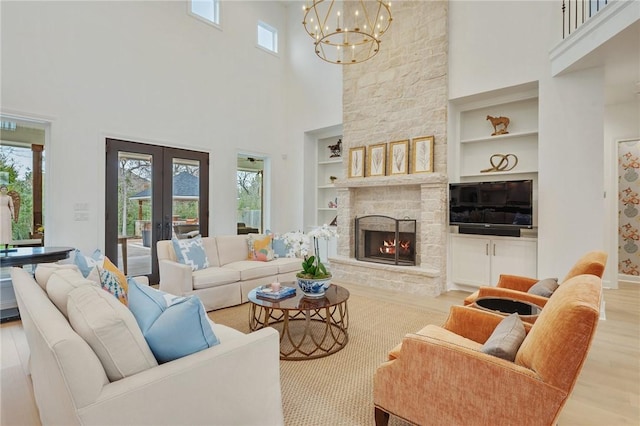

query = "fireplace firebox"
[355,215,417,266]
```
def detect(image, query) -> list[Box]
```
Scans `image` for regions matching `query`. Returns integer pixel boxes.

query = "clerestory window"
[189,0,220,27]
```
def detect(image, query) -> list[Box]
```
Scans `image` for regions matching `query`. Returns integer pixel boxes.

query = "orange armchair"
[373,274,602,426]
[463,250,607,308]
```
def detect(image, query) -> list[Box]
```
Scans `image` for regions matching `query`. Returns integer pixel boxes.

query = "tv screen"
[449,180,533,228]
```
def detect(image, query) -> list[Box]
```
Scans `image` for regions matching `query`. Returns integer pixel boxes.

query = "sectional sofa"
[157,234,301,311]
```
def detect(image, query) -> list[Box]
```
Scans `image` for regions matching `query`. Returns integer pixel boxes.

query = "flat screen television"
[449,180,533,236]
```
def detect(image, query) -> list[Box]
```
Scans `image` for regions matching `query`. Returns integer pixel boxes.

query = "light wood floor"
[1,282,639,425]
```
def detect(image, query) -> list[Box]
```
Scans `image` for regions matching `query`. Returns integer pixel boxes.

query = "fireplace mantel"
[335,173,447,189]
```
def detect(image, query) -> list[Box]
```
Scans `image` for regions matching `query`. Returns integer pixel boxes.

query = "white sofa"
[11,266,284,426]
[157,235,301,311]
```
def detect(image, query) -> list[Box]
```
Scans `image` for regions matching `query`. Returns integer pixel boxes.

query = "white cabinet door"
[450,235,491,287]
[490,239,537,284]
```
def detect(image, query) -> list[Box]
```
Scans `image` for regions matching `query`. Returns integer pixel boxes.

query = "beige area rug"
[209,292,449,426]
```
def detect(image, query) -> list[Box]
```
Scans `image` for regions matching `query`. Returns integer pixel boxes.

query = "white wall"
[449,1,611,280]
[283,3,342,230]
[0,0,340,251]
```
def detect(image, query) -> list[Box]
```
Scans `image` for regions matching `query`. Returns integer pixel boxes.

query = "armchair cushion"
[527,277,559,297]
[128,279,219,363]
[480,313,526,361]
[172,236,210,271]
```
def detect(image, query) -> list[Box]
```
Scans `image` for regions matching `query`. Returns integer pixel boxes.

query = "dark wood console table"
[1,246,74,322]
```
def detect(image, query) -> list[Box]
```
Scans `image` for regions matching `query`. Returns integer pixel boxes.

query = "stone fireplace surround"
[329,173,448,297]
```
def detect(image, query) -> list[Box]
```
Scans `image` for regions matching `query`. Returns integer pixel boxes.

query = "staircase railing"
[562,0,610,38]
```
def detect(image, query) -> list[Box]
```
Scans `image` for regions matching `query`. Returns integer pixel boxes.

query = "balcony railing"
[563,0,610,38]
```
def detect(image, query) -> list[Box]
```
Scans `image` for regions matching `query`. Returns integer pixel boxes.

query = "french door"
[105,138,209,284]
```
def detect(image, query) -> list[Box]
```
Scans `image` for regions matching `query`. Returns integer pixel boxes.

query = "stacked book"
[256,284,296,300]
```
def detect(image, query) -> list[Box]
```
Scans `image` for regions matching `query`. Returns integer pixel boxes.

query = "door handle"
[493,243,496,256]
[486,243,489,256]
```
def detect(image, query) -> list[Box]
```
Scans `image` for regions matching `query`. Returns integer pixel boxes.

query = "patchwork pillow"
[34,263,81,291]
[67,284,158,381]
[247,234,275,262]
[127,279,219,363]
[171,236,210,271]
[527,278,559,297]
[73,248,104,278]
[481,313,526,362]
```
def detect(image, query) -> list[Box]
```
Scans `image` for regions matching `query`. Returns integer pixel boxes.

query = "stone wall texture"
[334,0,449,296]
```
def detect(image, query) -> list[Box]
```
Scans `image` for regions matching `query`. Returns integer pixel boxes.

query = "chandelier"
[302,1,392,65]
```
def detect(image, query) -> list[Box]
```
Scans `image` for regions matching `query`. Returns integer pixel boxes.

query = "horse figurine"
[328,139,342,158]
[486,115,510,136]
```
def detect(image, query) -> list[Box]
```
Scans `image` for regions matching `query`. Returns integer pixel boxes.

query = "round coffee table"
[472,296,542,323]
[248,283,349,360]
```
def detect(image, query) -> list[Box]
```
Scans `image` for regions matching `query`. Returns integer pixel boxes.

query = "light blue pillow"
[267,230,289,258]
[171,236,210,271]
[73,248,104,277]
[127,279,219,363]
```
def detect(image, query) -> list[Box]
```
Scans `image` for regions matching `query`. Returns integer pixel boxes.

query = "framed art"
[348,146,365,178]
[366,143,386,177]
[411,136,434,173]
[388,140,409,175]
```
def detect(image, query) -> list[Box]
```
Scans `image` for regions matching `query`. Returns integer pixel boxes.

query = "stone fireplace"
[329,174,448,296]
[328,1,449,297]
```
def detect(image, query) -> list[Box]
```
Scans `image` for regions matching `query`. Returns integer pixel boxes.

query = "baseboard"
[619,274,640,284]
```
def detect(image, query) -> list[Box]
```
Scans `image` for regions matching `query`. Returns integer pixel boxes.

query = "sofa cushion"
[192,267,241,290]
[223,260,280,281]
[172,236,210,271]
[247,234,275,262]
[67,284,158,382]
[481,313,526,361]
[527,278,559,297]
[127,279,220,363]
[34,263,81,290]
[47,269,99,318]
[270,257,302,274]
[73,248,104,278]
[215,235,251,266]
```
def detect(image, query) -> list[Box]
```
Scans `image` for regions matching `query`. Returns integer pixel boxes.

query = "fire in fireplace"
[355,215,417,266]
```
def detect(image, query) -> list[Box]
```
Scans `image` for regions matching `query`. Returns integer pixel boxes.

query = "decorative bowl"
[296,276,332,298]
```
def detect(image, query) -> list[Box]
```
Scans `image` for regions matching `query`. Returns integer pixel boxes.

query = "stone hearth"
[329,173,448,296]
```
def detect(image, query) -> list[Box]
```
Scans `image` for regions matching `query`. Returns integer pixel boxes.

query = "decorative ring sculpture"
[480,153,518,173]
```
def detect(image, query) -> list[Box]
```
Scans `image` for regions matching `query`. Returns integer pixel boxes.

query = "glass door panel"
[171,158,202,239]
[117,151,153,277]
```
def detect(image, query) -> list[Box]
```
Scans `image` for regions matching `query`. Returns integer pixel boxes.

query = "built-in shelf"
[460,130,538,144]
[318,159,342,165]
[318,207,337,211]
[318,184,336,189]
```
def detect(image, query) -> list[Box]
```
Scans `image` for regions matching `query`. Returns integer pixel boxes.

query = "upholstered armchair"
[373,273,602,426]
[463,250,607,307]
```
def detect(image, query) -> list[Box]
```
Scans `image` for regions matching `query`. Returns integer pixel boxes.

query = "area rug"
[209,292,449,426]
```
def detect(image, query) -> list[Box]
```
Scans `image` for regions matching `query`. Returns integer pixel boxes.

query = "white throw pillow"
[34,263,81,291]
[46,269,98,318]
[67,285,158,382]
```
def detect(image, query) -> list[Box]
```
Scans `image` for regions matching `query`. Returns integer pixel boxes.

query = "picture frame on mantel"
[388,140,409,175]
[411,136,434,173]
[348,146,365,178]
[366,143,386,177]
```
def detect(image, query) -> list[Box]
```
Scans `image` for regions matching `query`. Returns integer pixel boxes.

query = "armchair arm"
[78,328,284,426]
[374,331,566,426]
[496,274,539,292]
[442,305,532,343]
[476,286,549,308]
[158,259,193,296]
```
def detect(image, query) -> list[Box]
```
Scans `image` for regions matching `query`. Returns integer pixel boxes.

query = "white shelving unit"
[448,82,540,289]
[316,137,343,227]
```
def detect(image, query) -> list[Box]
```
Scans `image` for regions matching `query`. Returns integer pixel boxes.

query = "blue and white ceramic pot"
[296,276,332,298]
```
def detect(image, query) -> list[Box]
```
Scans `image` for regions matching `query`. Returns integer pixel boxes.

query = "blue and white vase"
[296,276,332,298]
